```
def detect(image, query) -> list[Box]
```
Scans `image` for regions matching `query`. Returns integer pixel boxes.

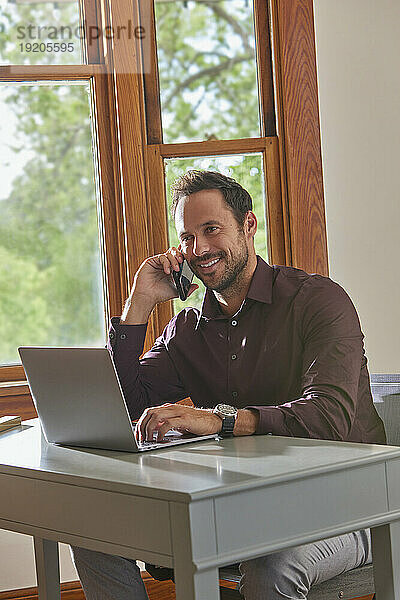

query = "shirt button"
[232,391,238,397]
[231,320,237,326]
[109,332,114,339]
[231,354,237,360]
[120,333,127,340]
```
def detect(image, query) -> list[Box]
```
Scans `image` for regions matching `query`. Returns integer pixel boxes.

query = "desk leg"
[170,501,220,600]
[33,537,61,600]
[371,521,400,600]
[174,565,220,600]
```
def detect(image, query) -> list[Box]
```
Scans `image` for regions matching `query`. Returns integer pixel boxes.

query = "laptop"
[18,347,219,452]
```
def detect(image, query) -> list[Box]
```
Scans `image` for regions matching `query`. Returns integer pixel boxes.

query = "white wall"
[314,0,400,373]
[0,532,77,591]
[0,531,146,591]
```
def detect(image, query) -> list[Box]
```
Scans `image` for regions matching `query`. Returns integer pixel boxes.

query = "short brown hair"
[171,170,252,227]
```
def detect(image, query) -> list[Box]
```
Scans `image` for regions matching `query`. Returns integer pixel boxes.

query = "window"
[142,0,287,331]
[0,0,130,387]
[0,0,328,399]
[0,83,105,365]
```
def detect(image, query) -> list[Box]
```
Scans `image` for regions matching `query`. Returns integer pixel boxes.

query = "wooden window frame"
[0,0,328,410]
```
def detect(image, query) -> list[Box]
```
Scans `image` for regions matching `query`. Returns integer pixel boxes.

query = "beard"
[190,233,249,294]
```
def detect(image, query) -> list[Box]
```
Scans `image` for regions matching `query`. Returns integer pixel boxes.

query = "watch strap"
[220,415,236,437]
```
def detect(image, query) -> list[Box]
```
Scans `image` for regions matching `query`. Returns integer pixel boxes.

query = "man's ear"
[246,211,258,236]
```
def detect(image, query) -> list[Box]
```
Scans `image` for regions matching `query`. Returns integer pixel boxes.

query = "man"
[72,170,385,599]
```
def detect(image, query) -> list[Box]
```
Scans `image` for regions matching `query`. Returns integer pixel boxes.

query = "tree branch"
[201,0,253,54]
[163,53,252,109]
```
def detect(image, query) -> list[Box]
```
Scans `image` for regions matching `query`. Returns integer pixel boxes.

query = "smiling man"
[71,170,385,600]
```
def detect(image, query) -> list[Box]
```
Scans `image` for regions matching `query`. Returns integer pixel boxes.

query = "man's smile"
[195,256,222,273]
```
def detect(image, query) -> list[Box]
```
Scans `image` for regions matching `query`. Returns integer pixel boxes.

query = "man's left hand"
[136,403,222,442]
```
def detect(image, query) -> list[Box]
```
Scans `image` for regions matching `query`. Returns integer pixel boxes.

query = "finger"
[170,246,184,263]
[134,422,141,442]
[146,415,168,442]
[138,405,167,440]
[157,417,188,441]
[142,404,176,440]
[158,254,172,275]
[137,408,153,441]
[165,248,181,272]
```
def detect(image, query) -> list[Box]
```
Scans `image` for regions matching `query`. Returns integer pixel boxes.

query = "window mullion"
[140,0,163,145]
[91,73,128,320]
[144,145,173,333]
[106,0,159,347]
[253,0,276,136]
[263,138,287,265]
[0,65,104,82]
[158,137,271,159]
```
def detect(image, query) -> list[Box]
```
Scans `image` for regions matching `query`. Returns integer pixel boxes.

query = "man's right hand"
[121,247,199,324]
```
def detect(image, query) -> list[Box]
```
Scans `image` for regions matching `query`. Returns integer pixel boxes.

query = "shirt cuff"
[108,316,148,354]
[245,405,288,436]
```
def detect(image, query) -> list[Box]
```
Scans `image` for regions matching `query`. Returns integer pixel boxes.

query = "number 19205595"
[19,42,74,53]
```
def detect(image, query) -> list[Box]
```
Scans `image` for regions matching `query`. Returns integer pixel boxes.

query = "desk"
[1,420,400,600]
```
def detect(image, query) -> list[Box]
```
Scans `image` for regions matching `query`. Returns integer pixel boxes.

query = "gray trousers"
[70,529,371,599]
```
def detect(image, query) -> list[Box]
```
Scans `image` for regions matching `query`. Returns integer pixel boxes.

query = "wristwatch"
[213,403,238,437]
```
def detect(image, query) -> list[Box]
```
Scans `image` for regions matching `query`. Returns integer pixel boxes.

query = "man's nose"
[193,235,210,256]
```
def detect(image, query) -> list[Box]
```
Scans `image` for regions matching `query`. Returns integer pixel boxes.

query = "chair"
[219,374,400,599]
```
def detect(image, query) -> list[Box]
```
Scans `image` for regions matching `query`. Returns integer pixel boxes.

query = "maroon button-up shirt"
[109,256,386,443]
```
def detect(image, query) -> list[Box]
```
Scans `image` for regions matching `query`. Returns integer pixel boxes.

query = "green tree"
[0,83,104,363]
[0,246,52,362]
[155,0,260,143]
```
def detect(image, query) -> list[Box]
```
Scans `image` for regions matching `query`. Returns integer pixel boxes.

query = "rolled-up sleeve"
[108,317,188,419]
[247,278,365,440]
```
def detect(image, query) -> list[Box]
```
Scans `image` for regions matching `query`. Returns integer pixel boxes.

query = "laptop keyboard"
[137,429,202,450]
[139,440,166,449]
[137,431,178,449]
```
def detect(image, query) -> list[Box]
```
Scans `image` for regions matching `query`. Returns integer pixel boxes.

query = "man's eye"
[206,227,218,233]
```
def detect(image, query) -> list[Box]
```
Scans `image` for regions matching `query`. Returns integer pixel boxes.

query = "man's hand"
[136,403,222,442]
[122,247,198,324]
[136,405,260,442]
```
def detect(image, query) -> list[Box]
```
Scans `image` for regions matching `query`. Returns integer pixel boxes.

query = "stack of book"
[0,415,22,432]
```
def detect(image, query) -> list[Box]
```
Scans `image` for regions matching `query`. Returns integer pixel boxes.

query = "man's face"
[175,189,253,292]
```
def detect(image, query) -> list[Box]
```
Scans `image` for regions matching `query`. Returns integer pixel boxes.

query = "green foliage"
[0,0,268,364]
[0,2,81,64]
[155,0,260,143]
[0,83,104,363]
[0,246,52,362]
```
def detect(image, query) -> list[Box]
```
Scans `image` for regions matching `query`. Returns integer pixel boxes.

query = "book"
[0,415,22,432]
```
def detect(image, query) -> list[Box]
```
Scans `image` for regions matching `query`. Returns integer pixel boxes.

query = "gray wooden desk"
[1,420,400,600]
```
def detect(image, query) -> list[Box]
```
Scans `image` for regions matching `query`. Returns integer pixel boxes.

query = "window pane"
[155,0,260,143]
[0,83,105,365]
[0,0,83,64]
[164,154,268,313]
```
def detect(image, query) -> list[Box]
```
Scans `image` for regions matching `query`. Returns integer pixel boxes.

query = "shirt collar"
[195,255,274,330]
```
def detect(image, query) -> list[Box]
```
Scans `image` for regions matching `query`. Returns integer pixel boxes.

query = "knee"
[239,551,310,600]
[70,545,102,570]
[70,545,91,568]
[70,545,138,575]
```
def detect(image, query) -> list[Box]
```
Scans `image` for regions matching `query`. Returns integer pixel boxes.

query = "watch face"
[216,404,237,417]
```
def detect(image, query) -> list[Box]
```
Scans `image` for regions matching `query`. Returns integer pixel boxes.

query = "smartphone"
[172,259,194,301]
